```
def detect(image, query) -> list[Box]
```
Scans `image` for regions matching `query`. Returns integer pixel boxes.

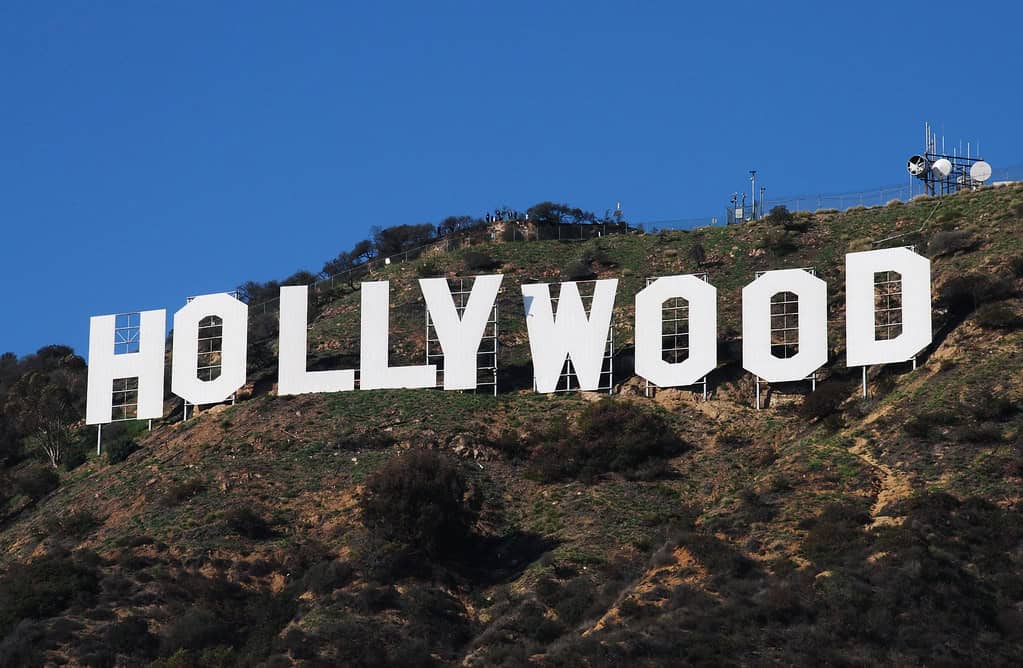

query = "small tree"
[372,223,436,257]
[322,250,354,277]
[5,360,85,468]
[437,215,475,237]
[689,242,707,266]
[360,450,477,557]
[767,205,794,226]
[526,202,596,226]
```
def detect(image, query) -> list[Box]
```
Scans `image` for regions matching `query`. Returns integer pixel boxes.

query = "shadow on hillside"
[454,530,560,586]
[497,361,537,393]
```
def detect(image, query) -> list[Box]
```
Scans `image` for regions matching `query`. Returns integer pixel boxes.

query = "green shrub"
[104,616,157,657]
[715,432,751,449]
[927,230,979,257]
[106,438,139,464]
[581,246,617,268]
[938,273,1016,315]
[462,251,499,272]
[553,577,598,625]
[800,502,869,565]
[903,409,959,438]
[337,431,395,451]
[489,431,529,460]
[224,506,273,540]
[974,302,1023,330]
[757,229,797,255]
[766,205,793,226]
[416,259,444,277]
[798,382,850,422]
[160,479,206,507]
[967,396,1017,422]
[302,560,353,595]
[0,620,43,667]
[361,450,477,558]
[0,550,100,637]
[764,205,809,231]
[1008,254,1023,278]
[62,443,87,471]
[12,465,59,500]
[159,608,233,657]
[689,242,707,265]
[115,534,156,548]
[41,509,100,540]
[530,400,687,482]
[561,261,596,281]
[950,422,1004,444]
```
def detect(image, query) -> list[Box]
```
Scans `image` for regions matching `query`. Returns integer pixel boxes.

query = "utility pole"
[749,170,757,220]
[759,186,766,221]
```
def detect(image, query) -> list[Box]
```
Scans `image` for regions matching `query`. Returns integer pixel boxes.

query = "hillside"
[2,185,1023,667]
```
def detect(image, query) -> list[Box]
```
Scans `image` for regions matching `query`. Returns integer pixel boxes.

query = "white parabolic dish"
[970,161,992,182]
[931,158,953,178]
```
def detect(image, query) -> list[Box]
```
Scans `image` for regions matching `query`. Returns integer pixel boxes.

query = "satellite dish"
[970,160,992,182]
[931,158,953,178]
[907,155,929,177]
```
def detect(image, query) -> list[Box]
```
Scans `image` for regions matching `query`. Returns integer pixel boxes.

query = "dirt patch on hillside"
[583,545,709,636]
[849,437,912,528]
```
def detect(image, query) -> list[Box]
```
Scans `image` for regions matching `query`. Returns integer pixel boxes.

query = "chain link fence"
[765,164,1023,214]
[246,165,1023,315]
[642,164,1023,232]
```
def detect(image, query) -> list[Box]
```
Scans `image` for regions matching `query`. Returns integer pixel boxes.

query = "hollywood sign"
[85,247,931,425]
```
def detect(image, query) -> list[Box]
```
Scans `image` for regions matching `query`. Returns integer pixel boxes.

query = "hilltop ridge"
[1,185,1023,666]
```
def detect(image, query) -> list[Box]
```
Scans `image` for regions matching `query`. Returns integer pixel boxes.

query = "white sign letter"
[846,248,931,366]
[635,275,717,388]
[171,293,248,405]
[521,279,617,393]
[87,310,166,425]
[360,281,437,390]
[742,269,827,382]
[420,274,503,390]
[278,285,355,395]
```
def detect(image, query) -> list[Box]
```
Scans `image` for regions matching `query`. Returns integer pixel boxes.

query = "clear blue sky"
[2,1,1021,358]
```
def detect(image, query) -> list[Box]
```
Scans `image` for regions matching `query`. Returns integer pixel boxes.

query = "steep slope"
[1,185,1022,666]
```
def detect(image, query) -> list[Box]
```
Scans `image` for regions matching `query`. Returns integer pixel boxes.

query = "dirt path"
[849,437,913,528]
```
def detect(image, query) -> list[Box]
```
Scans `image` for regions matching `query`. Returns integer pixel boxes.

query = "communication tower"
[907,123,992,195]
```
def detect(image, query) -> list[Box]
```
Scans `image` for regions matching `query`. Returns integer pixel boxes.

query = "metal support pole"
[862,367,868,398]
[607,325,614,395]
[493,300,499,397]
[755,377,761,410]
[96,424,102,455]
[750,170,757,219]
[148,419,152,432]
